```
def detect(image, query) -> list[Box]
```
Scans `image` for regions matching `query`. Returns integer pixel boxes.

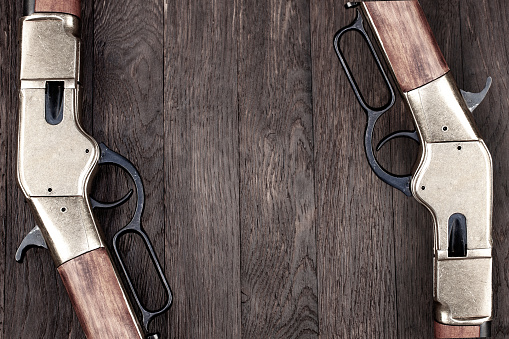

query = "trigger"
[16,225,48,263]
[376,130,420,151]
[90,189,133,210]
[460,77,492,112]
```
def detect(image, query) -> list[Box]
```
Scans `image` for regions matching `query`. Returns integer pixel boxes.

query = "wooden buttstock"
[362,0,449,92]
[434,321,491,338]
[58,248,144,339]
[34,0,81,17]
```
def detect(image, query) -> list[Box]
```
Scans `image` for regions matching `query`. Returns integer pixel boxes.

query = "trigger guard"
[334,9,412,196]
[365,116,413,197]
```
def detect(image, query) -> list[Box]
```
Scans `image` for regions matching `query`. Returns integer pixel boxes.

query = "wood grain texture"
[58,248,143,338]
[0,0,13,334]
[434,321,481,338]
[164,0,241,337]
[363,0,449,92]
[3,0,508,338]
[311,0,399,337]
[91,0,166,335]
[34,0,80,17]
[236,0,318,337]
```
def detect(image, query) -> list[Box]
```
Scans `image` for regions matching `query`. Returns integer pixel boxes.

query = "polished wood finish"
[3,0,508,337]
[34,0,80,17]
[434,321,480,338]
[363,0,449,92]
[57,248,143,339]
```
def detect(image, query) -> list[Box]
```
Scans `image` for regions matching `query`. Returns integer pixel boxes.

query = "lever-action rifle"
[334,1,492,338]
[16,0,172,337]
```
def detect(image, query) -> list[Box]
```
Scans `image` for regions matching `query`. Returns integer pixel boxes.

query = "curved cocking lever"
[333,7,413,196]
[16,143,172,337]
[97,143,173,335]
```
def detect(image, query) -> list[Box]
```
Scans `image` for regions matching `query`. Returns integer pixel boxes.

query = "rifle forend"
[335,1,492,337]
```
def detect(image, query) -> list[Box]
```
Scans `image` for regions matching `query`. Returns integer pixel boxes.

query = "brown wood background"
[1,0,508,338]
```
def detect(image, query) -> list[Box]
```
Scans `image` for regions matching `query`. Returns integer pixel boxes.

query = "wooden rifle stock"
[58,248,144,338]
[34,0,80,17]
[362,1,449,92]
[434,321,487,339]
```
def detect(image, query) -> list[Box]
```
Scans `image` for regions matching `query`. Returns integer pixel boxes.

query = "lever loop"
[97,143,173,335]
[333,9,412,196]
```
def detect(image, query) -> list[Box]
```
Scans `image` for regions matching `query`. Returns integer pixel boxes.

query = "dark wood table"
[1,0,508,337]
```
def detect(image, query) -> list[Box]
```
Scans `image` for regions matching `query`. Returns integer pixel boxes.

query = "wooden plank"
[164,0,241,337]
[0,0,14,335]
[459,0,509,336]
[91,0,167,337]
[236,0,318,338]
[311,0,406,337]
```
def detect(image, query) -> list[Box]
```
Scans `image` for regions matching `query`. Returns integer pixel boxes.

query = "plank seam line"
[391,201,399,336]
[161,0,167,279]
[459,1,464,89]
[3,0,17,335]
[234,4,242,335]
[306,0,321,336]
